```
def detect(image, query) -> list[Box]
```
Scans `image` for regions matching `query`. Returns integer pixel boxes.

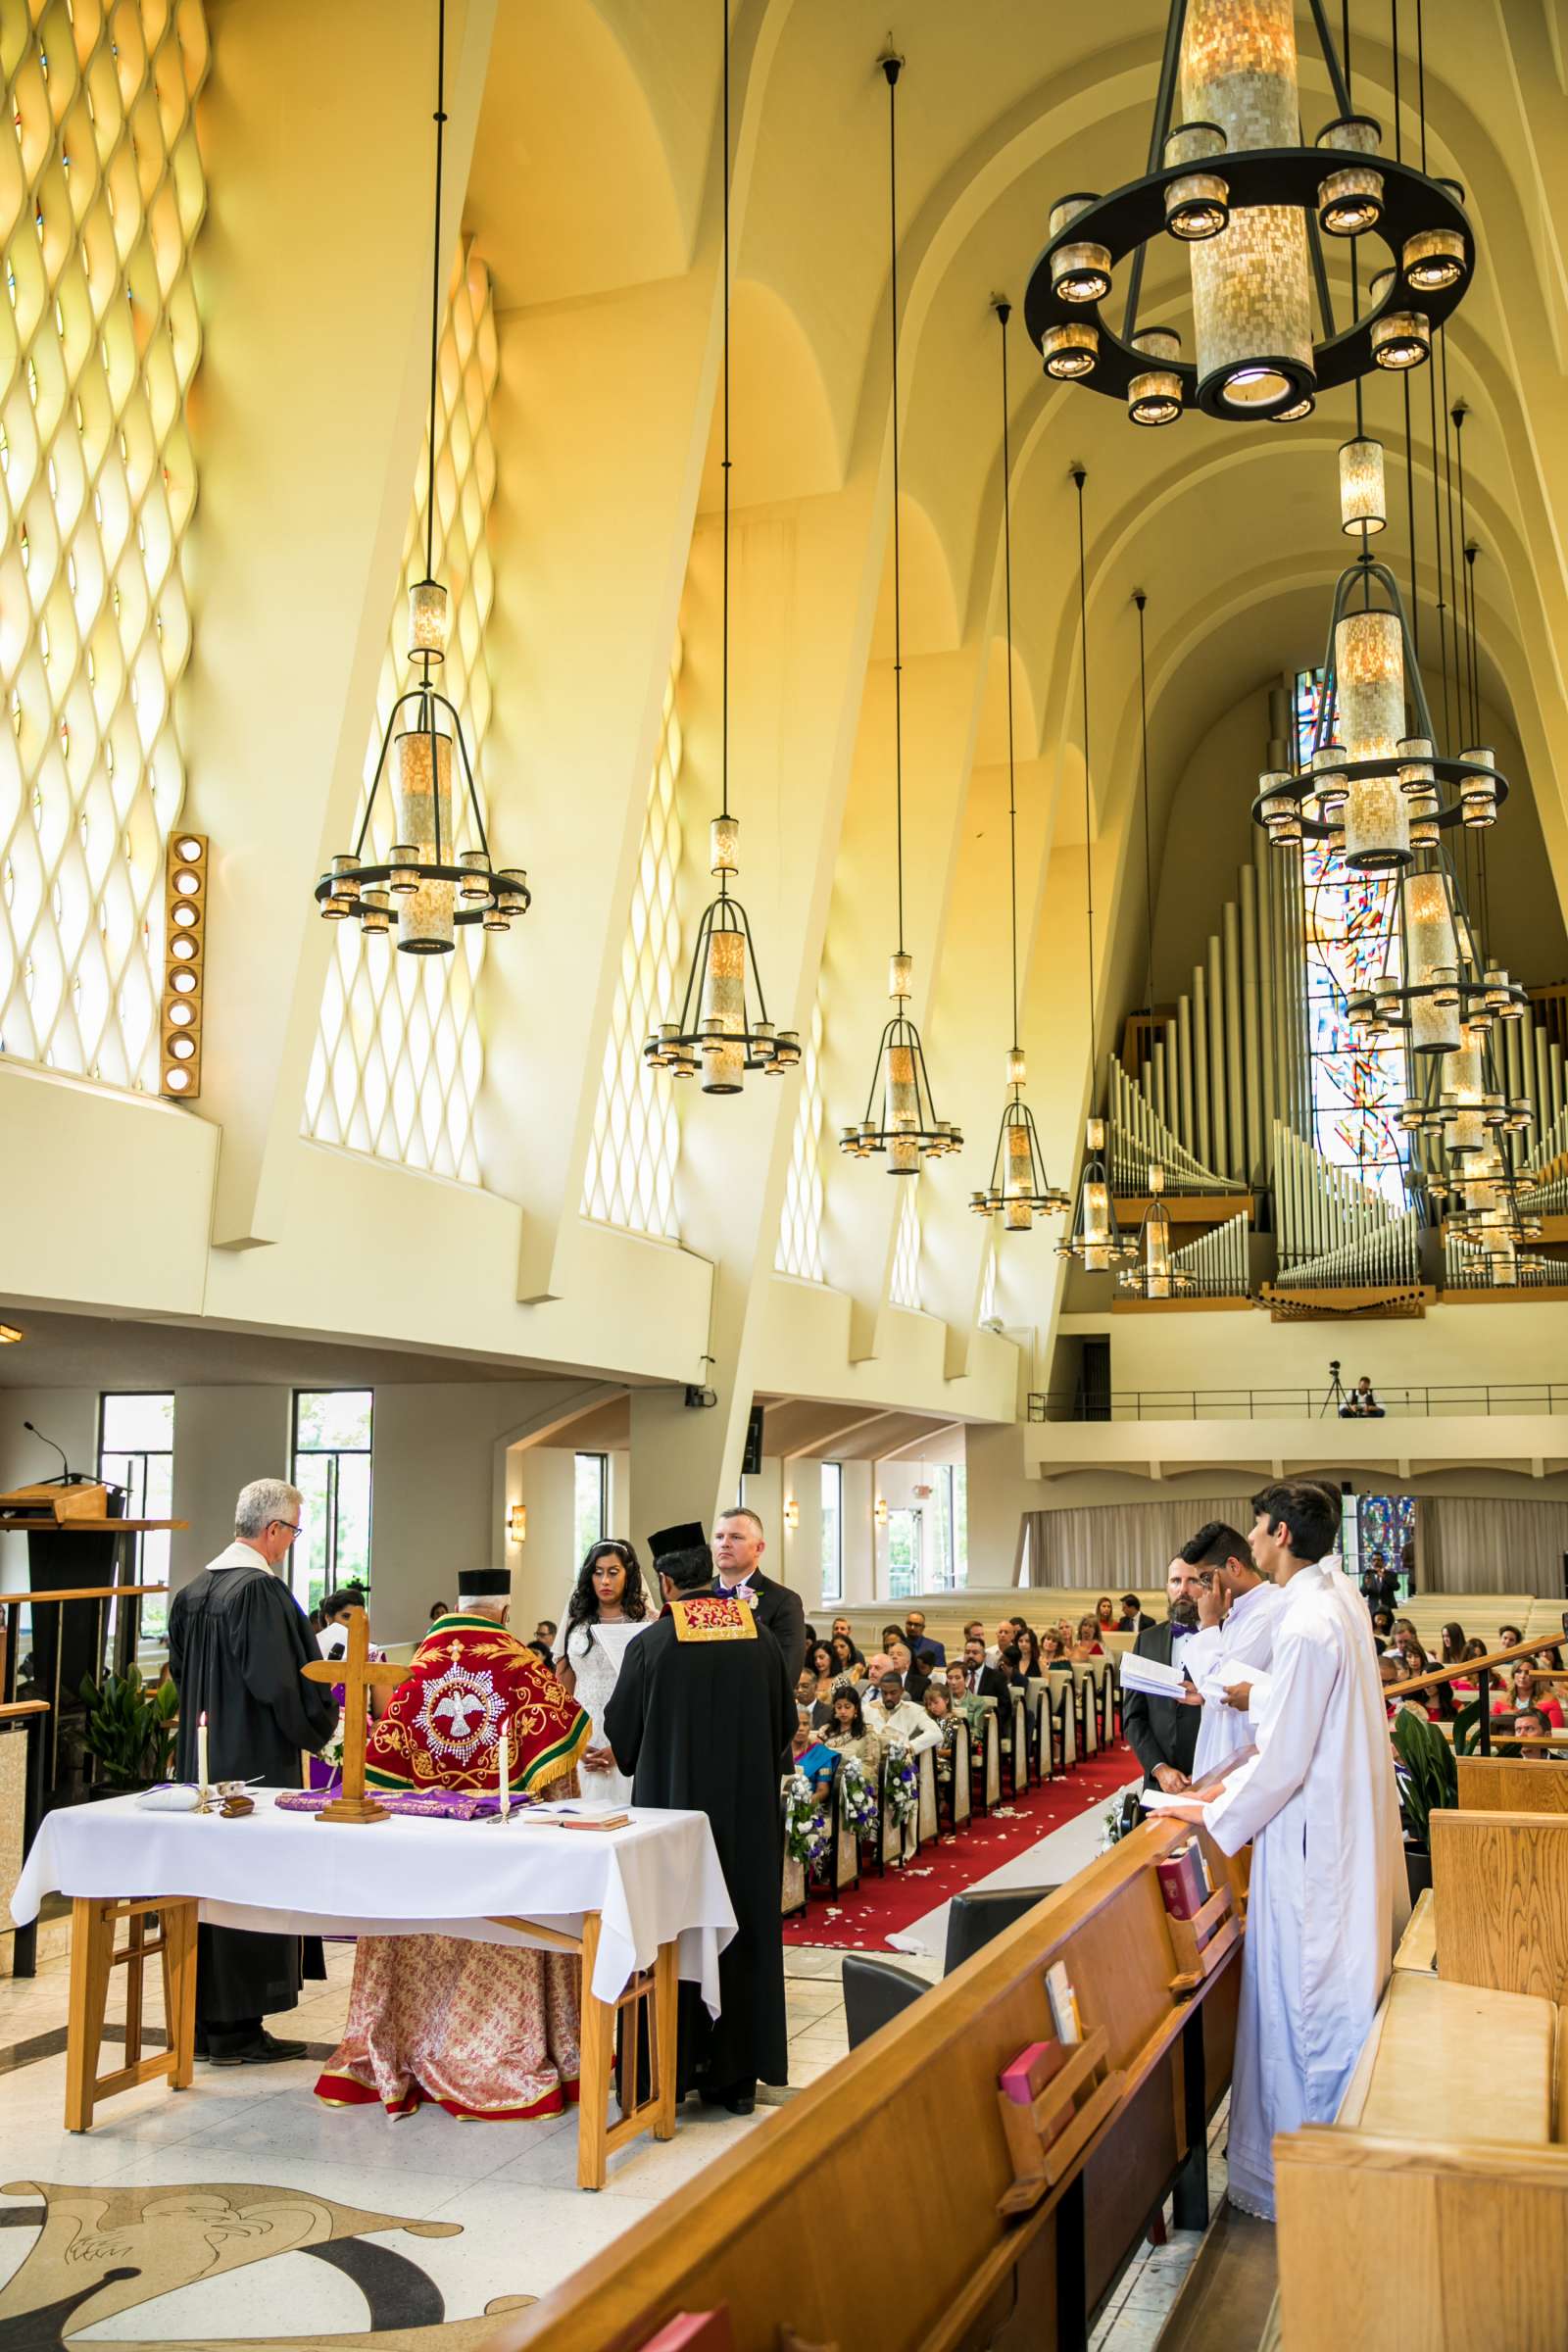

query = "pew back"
[1431,1808,1568,2000]
[1455,1754,1568,1814]
[489,1815,1240,2352]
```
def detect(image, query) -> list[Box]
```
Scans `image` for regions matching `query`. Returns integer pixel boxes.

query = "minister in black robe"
[166,1483,338,2061]
[605,1531,795,2113]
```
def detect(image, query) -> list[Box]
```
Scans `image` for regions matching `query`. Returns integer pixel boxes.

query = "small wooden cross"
[302,1606,405,1826]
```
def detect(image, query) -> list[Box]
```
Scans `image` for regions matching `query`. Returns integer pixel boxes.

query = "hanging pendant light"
[971,302,1067,1233]
[839,55,961,1174]
[316,0,528,953]
[1059,468,1132,1270]
[645,0,799,1095]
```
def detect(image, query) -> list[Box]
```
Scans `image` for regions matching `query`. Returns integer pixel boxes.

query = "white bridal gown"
[558,1618,651,1809]
[1203,1561,1406,2221]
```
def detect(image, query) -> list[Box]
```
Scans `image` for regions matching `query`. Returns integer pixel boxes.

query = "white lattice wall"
[302,240,498,1186]
[890,1180,922,1310]
[978,1236,998,1325]
[0,0,208,1090]
[580,637,684,1237]
[775,994,824,1280]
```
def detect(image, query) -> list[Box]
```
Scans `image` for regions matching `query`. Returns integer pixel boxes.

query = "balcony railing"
[1027,1383,1568,1424]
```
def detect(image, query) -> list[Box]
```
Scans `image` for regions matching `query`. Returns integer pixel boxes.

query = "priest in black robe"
[167,1477,338,2063]
[605,1523,795,2114]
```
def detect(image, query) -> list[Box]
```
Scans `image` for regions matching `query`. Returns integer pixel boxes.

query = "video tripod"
[1320,1359,1349,1419]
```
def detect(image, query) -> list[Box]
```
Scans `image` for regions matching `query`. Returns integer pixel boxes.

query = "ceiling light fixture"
[1024,0,1472,424]
[315,0,528,952]
[0,1322,22,1345]
[970,301,1067,1234]
[645,0,799,1094]
[840,54,961,1174]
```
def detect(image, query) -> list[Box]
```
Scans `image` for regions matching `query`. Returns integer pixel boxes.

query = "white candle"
[498,1726,511,1820]
[197,1711,209,1791]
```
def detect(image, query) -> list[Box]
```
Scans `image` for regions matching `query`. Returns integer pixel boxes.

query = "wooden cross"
[301,1606,405,1826]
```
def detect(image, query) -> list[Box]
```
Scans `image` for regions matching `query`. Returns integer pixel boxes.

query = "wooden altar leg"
[65,1896,114,2132]
[575,1912,613,2191]
[652,1938,678,2142]
[162,1899,198,2088]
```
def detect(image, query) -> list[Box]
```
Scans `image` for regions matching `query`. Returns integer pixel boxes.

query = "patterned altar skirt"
[316,1934,581,2122]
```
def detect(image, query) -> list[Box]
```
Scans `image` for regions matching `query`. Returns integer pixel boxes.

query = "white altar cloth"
[12,1790,737,2011]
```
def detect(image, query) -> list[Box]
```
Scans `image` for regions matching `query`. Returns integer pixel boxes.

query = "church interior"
[4,0,1568,2344]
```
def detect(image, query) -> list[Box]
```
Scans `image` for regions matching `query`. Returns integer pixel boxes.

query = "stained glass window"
[1295,669,1409,1206]
[1337,1488,1415,1596]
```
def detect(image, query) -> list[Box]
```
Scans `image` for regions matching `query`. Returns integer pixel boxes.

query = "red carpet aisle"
[782,1740,1137,1951]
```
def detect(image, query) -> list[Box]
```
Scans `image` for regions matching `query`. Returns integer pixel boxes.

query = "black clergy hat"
[649,1521,707,1560]
[456,1568,513,1597]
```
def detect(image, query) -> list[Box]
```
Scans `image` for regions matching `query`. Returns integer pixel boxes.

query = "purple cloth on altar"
[275,1787,514,1821]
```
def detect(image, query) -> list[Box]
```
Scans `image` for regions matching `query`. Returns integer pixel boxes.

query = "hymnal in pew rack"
[995,2026,1125,2217]
[1165,1881,1238,1995]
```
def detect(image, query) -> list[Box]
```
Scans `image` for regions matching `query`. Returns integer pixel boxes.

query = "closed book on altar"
[1155,1840,1208,1922]
[999,2038,1067,2106]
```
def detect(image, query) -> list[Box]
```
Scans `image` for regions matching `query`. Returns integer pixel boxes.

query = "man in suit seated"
[1121,1554,1207,1793]
[710,1506,807,1684]
[957,1633,1008,1704]
[904,1609,946,1669]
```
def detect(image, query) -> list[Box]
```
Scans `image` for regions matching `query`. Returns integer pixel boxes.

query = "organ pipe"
[1223,899,1246,1184]
[1207,933,1229,1177]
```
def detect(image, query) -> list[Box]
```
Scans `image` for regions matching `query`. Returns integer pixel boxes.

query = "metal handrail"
[1386,1630,1566,1759]
[1027,1383,1568,1423]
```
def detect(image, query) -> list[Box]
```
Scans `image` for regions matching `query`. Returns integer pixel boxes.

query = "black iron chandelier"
[1023,0,1473,425]
[317,0,527,954]
[645,0,799,1095]
[970,301,1067,1231]
[840,55,961,1174]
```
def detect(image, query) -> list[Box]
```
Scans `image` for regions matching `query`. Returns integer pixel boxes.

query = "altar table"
[11,1790,736,2189]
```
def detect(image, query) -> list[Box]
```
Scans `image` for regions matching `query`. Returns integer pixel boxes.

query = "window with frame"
[99,1392,174,1643]
[819,1461,843,1603]
[884,1505,921,1601]
[291,1390,372,1616]
[573,1451,607,1564]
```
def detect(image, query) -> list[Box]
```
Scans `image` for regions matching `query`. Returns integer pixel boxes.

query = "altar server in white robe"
[1163,1480,1405,2222]
[1174,1521,1290,1781]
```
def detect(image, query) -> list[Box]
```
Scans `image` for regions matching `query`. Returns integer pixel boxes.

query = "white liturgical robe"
[1185,1581,1291,1780]
[1202,1561,1405,2220]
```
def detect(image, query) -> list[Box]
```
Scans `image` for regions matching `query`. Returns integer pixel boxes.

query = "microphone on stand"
[23,1420,75,1485]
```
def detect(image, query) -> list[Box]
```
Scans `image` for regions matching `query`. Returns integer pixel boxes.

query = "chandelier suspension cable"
[422,0,447,594]
[1343,0,1366,449]
[1136,591,1153,1012]
[1073,466,1095,1046]
[720,0,731,835]
[999,300,1020,1054]
[886,55,906,956]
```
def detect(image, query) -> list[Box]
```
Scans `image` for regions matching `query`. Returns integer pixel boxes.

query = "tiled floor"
[1,1887,1232,2347]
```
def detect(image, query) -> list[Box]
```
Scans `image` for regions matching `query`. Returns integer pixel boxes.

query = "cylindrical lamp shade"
[889,951,913,1001]
[1315,117,1383,235]
[1460,748,1497,828]
[408,579,449,662]
[1047,195,1111,304]
[1443,1029,1488,1156]
[1402,228,1465,291]
[1337,611,1410,869]
[1163,122,1229,240]
[1371,306,1431,368]
[1339,436,1386,535]
[1404,868,1461,1053]
[1141,1198,1174,1298]
[710,814,739,876]
[1041,321,1099,378]
[1181,0,1312,413]
[392,726,455,953]
[1004,1120,1033,1228]
[886,1040,918,1172]
[1006,1046,1027,1087]
[699,926,746,1093]
[1128,327,1183,425]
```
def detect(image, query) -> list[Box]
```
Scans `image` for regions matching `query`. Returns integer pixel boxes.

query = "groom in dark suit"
[1121,1553,1207,1793]
[711,1507,807,1684]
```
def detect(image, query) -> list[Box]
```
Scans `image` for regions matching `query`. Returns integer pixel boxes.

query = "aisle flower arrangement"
[784,1771,832,1871]
[884,1742,918,1827]
[838,1756,879,1838]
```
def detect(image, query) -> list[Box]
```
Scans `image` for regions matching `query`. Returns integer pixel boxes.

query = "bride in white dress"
[555,1541,654,1808]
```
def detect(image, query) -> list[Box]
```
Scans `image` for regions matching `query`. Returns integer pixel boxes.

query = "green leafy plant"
[1391,1706,1458,1846]
[78,1666,179,1787]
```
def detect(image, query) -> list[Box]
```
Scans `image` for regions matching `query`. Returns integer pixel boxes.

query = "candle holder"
[192,1783,217,1816]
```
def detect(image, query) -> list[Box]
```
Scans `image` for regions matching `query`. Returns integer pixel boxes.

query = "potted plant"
[77,1666,179,1793]
[1390,1706,1457,1899]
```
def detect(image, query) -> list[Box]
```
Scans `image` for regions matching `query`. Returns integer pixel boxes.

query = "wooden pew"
[1430,1807,1568,2000]
[486,1813,1242,2352]
[1456,1753,1568,1814]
